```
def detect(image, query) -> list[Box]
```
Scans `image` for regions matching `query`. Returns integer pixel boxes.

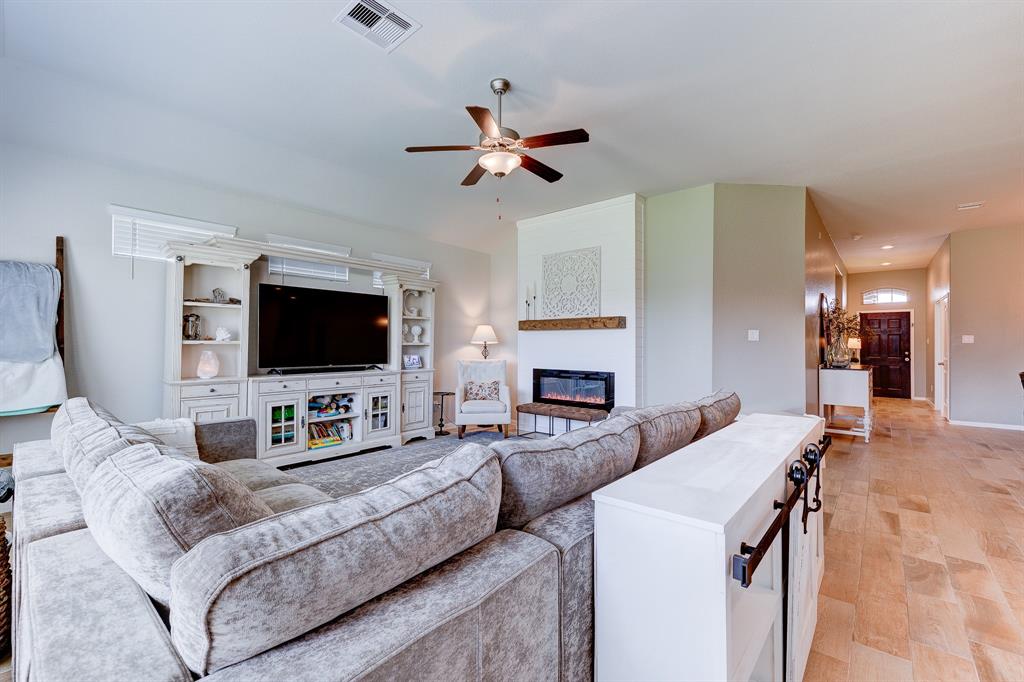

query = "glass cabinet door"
[364,388,396,438]
[259,393,306,457]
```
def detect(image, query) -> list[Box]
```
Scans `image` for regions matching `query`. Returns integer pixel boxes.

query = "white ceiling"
[2,0,1022,268]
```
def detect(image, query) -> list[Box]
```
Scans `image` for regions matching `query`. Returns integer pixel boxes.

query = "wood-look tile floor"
[805,398,1024,682]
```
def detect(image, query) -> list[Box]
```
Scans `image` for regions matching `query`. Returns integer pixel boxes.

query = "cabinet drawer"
[362,374,397,386]
[403,372,431,383]
[308,376,362,391]
[257,379,307,394]
[181,382,240,399]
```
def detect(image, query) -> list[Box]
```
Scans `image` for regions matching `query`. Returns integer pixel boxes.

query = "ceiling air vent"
[335,0,421,53]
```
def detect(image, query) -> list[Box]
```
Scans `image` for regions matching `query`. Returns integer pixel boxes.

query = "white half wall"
[516,194,644,414]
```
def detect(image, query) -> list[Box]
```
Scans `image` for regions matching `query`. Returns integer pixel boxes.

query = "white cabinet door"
[258,393,306,458]
[401,381,431,432]
[182,396,239,423]
[363,387,396,440]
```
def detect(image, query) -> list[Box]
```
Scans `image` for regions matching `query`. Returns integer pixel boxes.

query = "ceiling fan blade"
[520,129,590,149]
[519,154,563,183]
[466,106,502,138]
[405,145,475,152]
[461,163,487,186]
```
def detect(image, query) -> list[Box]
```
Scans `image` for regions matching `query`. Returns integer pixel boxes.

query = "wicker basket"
[0,515,10,655]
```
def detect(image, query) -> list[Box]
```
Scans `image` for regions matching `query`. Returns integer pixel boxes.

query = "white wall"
[0,142,495,450]
[644,184,715,404]
[516,194,644,413]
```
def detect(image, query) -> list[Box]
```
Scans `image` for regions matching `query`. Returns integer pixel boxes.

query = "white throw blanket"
[0,352,68,415]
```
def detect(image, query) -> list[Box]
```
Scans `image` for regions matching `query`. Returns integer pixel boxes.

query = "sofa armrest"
[194,418,257,463]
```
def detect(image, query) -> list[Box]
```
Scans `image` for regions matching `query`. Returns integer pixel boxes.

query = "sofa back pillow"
[50,397,128,453]
[169,443,500,675]
[490,415,639,529]
[81,442,272,604]
[621,402,702,469]
[693,390,742,440]
[62,424,163,492]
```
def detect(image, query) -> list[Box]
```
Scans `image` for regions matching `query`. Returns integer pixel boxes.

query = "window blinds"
[110,206,237,262]
[266,233,351,282]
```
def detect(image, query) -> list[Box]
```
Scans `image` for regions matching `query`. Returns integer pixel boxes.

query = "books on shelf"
[308,419,354,450]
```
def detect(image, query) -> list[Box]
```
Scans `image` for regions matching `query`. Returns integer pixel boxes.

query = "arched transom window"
[862,288,908,304]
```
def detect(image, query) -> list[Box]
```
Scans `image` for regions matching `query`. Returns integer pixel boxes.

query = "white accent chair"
[455,359,511,439]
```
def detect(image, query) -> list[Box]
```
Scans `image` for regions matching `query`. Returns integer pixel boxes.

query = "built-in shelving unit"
[162,238,441,461]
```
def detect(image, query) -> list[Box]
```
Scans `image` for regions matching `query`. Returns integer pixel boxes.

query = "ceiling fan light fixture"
[478,151,521,177]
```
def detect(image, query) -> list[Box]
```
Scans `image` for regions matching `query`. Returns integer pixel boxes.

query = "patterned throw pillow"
[465,380,500,401]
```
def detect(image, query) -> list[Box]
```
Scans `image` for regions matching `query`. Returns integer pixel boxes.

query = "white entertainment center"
[162,237,439,467]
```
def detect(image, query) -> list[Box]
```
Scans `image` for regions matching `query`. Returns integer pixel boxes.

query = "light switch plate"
[962,335,975,344]
[747,329,760,342]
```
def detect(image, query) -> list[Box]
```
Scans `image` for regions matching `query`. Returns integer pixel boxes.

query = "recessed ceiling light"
[881,244,894,250]
[956,201,984,211]
[881,262,892,266]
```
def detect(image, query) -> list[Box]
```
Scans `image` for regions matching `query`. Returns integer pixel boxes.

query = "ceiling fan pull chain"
[496,180,502,221]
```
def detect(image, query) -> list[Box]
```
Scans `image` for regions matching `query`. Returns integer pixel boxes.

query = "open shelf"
[403,315,430,321]
[402,342,431,346]
[182,340,240,345]
[308,412,357,424]
[183,301,242,309]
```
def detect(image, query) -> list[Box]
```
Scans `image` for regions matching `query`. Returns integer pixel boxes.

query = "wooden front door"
[860,312,911,399]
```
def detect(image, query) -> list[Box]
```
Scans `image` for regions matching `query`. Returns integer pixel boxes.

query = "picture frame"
[402,354,422,369]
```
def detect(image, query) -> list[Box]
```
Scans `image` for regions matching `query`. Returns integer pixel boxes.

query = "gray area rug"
[287,431,505,498]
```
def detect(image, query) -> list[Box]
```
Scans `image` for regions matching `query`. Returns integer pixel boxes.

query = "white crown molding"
[516,194,640,231]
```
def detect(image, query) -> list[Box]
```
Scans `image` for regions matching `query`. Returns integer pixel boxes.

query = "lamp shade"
[477,152,522,177]
[470,324,499,345]
[847,337,862,350]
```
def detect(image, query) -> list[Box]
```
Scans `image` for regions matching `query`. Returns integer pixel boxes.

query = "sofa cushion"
[693,390,742,440]
[254,483,331,512]
[489,415,640,529]
[169,442,501,675]
[12,473,84,547]
[522,496,596,682]
[621,402,702,469]
[201,531,559,682]
[214,458,301,491]
[11,439,64,481]
[24,529,192,682]
[81,443,273,604]
[460,399,506,414]
[134,418,199,458]
[194,418,257,463]
[49,396,122,452]
[63,426,164,491]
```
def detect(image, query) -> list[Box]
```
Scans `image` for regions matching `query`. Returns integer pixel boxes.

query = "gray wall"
[644,184,715,404]
[925,238,950,404]
[712,184,807,414]
[0,142,494,451]
[804,193,847,414]
[949,225,1024,426]
[847,268,928,399]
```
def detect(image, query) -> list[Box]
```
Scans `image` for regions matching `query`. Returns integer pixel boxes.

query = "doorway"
[860,311,912,399]
[934,296,949,418]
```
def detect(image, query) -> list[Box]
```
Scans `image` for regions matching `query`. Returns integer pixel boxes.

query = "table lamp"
[848,337,862,364]
[470,325,499,359]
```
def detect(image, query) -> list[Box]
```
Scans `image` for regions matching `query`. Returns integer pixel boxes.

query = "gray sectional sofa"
[11,391,740,682]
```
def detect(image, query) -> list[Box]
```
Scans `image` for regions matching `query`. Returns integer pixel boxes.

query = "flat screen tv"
[258,283,389,370]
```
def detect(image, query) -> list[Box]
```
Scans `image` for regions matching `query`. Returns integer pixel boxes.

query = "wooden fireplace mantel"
[518,316,627,331]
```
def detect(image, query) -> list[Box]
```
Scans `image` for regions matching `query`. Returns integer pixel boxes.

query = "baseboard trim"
[911,397,930,402]
[949,419,1024,432]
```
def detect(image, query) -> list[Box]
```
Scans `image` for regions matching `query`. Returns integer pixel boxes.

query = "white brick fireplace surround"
[516,194,644,431]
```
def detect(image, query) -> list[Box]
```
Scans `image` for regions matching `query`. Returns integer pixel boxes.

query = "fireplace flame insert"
[533,369,615,411]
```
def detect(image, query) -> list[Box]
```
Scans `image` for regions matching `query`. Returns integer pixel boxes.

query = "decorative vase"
[411,324,423,343]
[828,336,852,368]
[196,350,220,379]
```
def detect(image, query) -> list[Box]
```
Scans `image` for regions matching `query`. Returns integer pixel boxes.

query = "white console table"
[818,365,873,443]
[593,414,825,682]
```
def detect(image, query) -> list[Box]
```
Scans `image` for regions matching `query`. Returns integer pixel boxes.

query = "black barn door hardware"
[729,434,831,682]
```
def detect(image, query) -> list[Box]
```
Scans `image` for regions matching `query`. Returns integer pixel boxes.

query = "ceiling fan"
[405,78,589,186]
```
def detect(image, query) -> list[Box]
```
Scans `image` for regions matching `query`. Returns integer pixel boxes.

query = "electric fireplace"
[533,369,615,411]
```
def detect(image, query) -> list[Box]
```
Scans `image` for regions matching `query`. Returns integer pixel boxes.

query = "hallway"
[805,398,1024,681]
